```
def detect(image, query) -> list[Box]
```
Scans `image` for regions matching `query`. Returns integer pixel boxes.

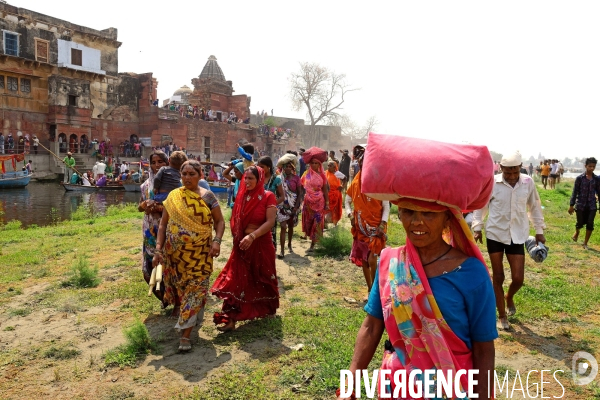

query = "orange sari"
[325,170,342,224]
[347,170,387,266]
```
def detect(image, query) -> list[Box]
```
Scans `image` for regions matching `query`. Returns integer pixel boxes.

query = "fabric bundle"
[301,147,327,164]
[361,133,494,211]
[525,236,549,263]
[276,153,298,171]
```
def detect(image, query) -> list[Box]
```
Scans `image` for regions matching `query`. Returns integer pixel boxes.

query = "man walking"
[549,159,559,189]
[569,157,599,250]
[338,149,351,190]
[63,152,76,183]
[540,160,551,189]
[32,135,39,154]
[472,151,546,330]
[0,133,4,154]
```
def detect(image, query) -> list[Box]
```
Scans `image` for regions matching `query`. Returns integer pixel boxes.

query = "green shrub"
[315,226,353,258]
[104,320,156,368]
[3,220,22,230]
[61,255,101,288]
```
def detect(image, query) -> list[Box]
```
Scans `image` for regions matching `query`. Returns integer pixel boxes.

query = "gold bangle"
[249,233,256,240]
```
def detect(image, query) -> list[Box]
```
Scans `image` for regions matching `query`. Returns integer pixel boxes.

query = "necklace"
[422,246,452,267]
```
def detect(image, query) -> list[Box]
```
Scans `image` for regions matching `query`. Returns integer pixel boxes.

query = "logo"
[572,351,598,385]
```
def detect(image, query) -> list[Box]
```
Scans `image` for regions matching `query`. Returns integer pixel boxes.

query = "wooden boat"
[122,183,141,192]
[0,170,32,188]
[62,182,125,192]
[208,183,228,193]
[0,154,31,188]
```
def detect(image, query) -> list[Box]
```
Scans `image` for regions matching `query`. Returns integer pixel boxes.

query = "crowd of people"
[164,104,250,124]
[127,135,597,398]
[0,133,40,155]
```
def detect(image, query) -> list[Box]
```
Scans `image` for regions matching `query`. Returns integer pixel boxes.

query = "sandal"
[178,337,192,352]
[287,246,294,253]
[217,321,236,332]
[507,306,517,316]
[277,253,284,260]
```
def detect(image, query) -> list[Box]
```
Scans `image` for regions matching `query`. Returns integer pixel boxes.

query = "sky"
[13,0,600,160]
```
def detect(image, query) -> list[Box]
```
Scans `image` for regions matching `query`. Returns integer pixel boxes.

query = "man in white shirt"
[549,159,559,189]
[472,151,546,330]
[92,162,99,180]
[96,160,107,178]
[120,161,128,174]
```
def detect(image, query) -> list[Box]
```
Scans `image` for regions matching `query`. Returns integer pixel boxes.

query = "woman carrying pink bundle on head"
[337,133,497,400]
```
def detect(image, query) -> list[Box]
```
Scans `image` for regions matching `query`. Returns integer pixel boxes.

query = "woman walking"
[325,160,344,226]
[276,154,303,259]
[337,134,497,399]
[300,147,329,253]
[138,150,169,307]
[154,160,225,351]
[257,156,284,244]
[212,166,279,332]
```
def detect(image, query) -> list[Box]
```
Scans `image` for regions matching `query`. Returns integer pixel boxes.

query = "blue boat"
[0,170,32,188]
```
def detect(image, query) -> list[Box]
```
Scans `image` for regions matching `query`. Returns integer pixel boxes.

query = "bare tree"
[332,114,378,147]
[289,62,358,147]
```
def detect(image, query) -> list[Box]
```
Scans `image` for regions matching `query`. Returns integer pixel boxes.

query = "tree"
[332,114,378,147]
[289,62,358,147]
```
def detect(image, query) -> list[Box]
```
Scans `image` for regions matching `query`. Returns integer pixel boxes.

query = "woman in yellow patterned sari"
[154,160,225,351]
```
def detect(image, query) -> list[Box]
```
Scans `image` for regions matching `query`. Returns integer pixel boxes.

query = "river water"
[0,182,228,227]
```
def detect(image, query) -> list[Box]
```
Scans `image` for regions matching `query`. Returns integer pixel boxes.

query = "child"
[569,157,599,250]
[153,151,187,202]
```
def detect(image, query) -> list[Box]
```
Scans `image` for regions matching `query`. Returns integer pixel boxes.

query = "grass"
[61,255,101,289]
[314,225,353,258]
[43,345,81,360]
[104,320,157,368]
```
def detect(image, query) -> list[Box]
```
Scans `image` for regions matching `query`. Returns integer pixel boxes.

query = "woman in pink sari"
[300,147,329,253]
[338,134,497,400]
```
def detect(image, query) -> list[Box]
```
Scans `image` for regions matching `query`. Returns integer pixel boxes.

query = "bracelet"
[213,237,222,244]
[249,232,256,240]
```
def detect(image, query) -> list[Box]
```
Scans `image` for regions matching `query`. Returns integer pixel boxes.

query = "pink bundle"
[361,133,494,211]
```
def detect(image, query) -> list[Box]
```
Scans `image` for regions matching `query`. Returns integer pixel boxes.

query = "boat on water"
[62,182,125,192]
[0,170,32,188]
[0,154,32,188]
[208,183,228,193]
[123,183,141,192]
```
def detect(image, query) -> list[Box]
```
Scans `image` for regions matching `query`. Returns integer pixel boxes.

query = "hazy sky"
[14,0,600,160]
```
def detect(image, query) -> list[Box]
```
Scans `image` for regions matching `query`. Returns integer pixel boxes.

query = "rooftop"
[199,55,226,81]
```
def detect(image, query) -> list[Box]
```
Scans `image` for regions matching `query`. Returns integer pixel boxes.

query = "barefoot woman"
[154,160,225,351]
[212,166,279,332]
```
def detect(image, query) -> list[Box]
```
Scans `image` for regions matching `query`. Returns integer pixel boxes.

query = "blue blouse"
[364,257,498,349]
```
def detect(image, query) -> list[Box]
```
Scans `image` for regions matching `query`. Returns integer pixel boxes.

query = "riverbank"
[0,182,599,399]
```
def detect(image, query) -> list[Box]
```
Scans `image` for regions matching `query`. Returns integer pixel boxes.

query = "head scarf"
[231,166,266,240]
[301,146,327,164]
[233,162,245,198]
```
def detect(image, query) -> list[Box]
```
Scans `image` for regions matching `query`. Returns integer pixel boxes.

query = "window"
[0,75,4,89]
[7,77,18,92]
[71,48,82,66]
[20,78,30,93]
[68,95,77,106]
[35,39,49,63]
[3,31,18,56]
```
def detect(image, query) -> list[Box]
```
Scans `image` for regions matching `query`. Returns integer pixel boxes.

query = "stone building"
[0,4,346,177]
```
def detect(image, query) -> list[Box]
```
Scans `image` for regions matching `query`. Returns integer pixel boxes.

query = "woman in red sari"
[300,147,329,253]
[211,166,279,332]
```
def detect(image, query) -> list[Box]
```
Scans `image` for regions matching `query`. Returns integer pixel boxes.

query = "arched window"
[58,133,67,153]
[69,134,79,153]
